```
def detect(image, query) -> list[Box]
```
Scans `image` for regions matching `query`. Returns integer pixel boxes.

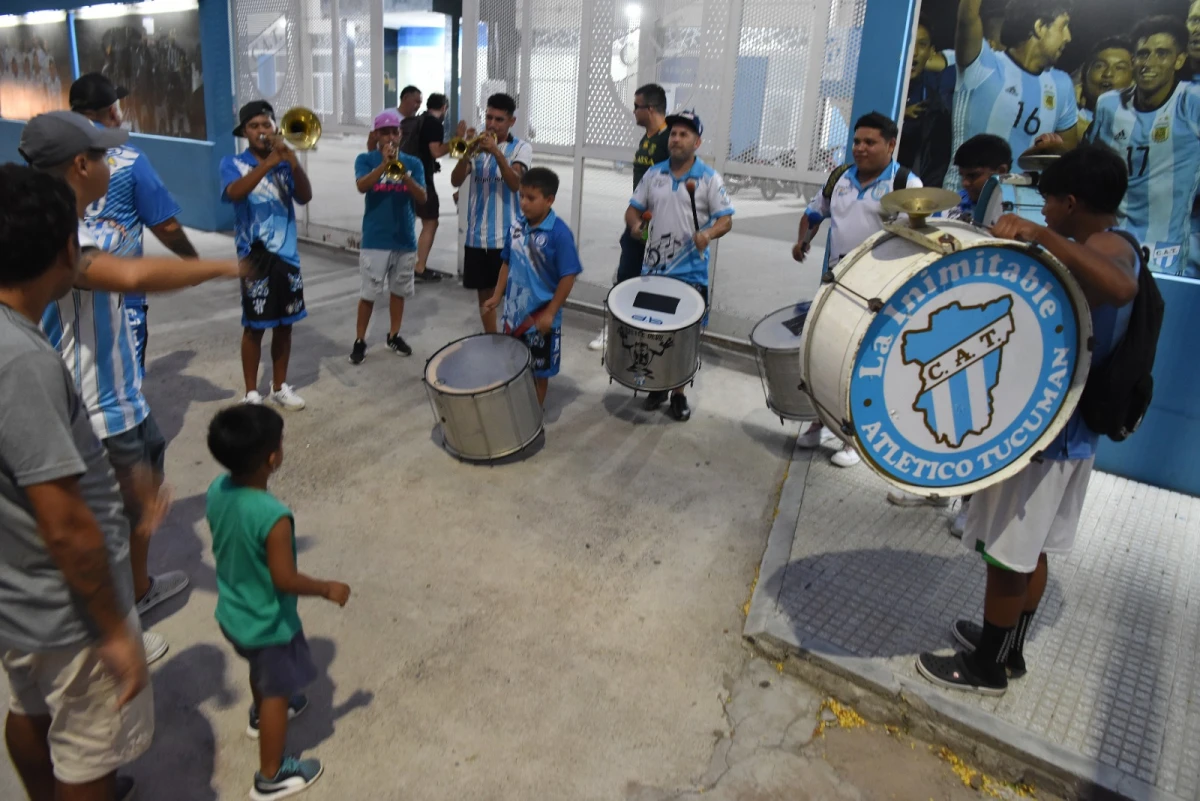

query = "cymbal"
[880,187,961,227]
[1016,142,1066,173]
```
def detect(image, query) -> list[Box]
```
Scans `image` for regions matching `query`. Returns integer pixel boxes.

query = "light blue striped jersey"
[220,151,302,267]
[83,126,181,307]
[1086,82,1200,275]
[41,222,149,440]
[946,41,1077,189]
[629,157,735,287]
[464,135,533,250]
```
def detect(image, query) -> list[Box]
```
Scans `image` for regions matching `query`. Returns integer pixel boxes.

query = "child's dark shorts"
[222,629,318,699]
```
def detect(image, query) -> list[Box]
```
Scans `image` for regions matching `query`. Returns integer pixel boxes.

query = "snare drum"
[604,275,706,392]
[751,303,818,422]
[423,334,543,461]
[974,174,1046,229]
[799,219,1092,497]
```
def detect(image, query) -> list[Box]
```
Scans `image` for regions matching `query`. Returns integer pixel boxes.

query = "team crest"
[901,296,1015,448]
[1044,94,1055,110]
[1152,124,1170,143]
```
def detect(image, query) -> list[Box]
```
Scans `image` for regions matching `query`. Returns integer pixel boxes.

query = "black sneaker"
[915,651,1007,697]
[951,620,1028,678]
[642,391,669,411]
[669,394,691,422]
[386,333,412,356]
[247,694,309,740]
[349,339,367,365]
[117,775,136,801]
[415,268,443,283]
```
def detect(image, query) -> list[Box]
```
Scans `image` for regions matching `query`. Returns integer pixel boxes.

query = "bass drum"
[799,219,1092,498]
[604,275,706,392]
[423,334,543,461]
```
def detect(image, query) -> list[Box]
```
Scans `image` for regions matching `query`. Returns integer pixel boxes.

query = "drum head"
[425,334,531,395]
[845,242,1091,495]
[751,303,812,351]
[606,275,706,332]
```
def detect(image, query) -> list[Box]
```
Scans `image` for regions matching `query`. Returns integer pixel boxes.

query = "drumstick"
[641,210,653,242]
[685,179,700,231]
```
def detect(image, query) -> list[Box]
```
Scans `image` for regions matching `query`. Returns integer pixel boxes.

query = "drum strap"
[822,164,910,202]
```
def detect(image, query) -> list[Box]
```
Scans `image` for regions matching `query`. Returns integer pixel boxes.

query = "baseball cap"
[665,109,703,136]
[233,100,275,138]
[69,72,129,112]
[19,111,129,169]
[373,109,402,131]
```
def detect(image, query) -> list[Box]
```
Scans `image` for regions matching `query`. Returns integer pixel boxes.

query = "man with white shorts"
[0,164,153,801]
[350,109,427,363]
[916,144,1141,696]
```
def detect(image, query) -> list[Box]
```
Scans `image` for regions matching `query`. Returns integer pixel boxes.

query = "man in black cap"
[221,100,314,410]
[70,72,199,379]
[21,110,242,670]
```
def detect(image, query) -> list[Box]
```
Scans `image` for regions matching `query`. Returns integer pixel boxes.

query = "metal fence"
[227,0,868,339]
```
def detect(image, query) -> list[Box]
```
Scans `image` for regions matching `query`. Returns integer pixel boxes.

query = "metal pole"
[458,0,481,279]
[371,0,385,115]
[568,0,595,238]
[330,0,342,126]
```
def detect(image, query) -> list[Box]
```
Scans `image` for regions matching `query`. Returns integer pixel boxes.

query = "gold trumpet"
[382,159,408,181]
[447,132,491,160]
[278,106,322,150]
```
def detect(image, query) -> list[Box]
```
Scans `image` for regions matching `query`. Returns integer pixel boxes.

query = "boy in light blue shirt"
[484,167,582,407]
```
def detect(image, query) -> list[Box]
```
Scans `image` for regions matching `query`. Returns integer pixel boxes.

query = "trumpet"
[277,106,322,150]
[447,132,491,160]
[382,159,408,181]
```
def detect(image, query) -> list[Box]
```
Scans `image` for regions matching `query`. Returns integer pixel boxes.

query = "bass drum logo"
[848,246,1085,491]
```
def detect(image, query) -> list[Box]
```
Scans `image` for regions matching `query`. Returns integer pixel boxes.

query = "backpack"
[399,114,425,158]
[1077,231,1165,442]
[823,163,910,201]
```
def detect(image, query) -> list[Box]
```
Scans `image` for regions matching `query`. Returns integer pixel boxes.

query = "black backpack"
[822,163,910,201]
[399,114,425,158]
[1077,232,1165,442]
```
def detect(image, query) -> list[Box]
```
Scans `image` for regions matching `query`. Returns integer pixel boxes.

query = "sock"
[969,620,1014,684]
[1010,610,1035,665]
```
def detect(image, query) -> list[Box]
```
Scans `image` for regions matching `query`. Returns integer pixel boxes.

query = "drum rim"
[423,333,533,397]
[801,226,1094,497]
[750,302,812,350]
[605,275,707,332]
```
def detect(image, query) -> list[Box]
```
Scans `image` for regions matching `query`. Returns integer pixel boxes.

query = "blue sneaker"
[250,756,323,800]
[246,694,309,739]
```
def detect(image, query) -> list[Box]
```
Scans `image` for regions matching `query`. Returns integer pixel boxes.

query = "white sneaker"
[269,383,306,411]
[242,391,263,405]
[797,423,837,449]
[950,499,970,539]
[831,443,861,468]
[142,631,169,666]
[886,490,951,508]
[135,571,190,617]
[588,331,605,351]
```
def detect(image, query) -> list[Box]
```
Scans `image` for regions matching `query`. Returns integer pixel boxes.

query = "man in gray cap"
[70,71,199,379]
[20,110,241,668]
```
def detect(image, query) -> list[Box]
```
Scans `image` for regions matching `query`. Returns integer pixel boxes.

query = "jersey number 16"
[1011,102,1042,136]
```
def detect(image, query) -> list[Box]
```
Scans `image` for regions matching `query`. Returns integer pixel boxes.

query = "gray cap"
[18,111,129,169]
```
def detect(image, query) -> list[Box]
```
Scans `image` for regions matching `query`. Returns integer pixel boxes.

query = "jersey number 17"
[1125,146,1149,178]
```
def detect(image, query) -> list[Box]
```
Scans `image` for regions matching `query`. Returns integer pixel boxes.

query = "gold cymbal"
[880,187,961,227]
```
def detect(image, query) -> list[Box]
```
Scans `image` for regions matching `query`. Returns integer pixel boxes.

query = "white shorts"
[967,457,1094,574]
[2,610,154,784]
[360,249,416,300]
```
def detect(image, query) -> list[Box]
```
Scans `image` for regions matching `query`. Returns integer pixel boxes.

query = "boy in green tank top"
[206,405,351,800]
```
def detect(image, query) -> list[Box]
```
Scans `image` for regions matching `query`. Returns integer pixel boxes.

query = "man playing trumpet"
[450,93,532,333]
[350,110,426,363]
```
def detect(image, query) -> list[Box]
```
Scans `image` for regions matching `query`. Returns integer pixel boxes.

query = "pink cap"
[373,110,402,131]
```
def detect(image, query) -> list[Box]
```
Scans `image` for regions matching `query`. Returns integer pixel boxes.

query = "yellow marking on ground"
[936,746,1037,798]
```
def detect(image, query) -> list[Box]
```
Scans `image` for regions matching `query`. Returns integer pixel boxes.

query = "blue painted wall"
[1095,278,1200,496]
[1,0,235,231]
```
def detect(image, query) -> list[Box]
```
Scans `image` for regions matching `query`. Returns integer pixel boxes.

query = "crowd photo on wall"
[903,0,1200,279]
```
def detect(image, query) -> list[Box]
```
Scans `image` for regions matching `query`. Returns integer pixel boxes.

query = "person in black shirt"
[395,88,450,282]
[588,82,671,350]
[900,18,953,188]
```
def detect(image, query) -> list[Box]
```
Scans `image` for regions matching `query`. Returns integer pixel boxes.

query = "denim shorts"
[103,413,167,476]
[222,629,318,700]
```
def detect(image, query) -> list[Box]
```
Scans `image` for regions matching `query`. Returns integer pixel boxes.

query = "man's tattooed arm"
[150,218,199,259]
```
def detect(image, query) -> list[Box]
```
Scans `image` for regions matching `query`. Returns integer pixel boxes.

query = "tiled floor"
[759,447,1200,798]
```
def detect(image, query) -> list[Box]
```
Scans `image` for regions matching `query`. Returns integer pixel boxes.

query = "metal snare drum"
[750,303,818,422]
[974,174,1046,229]
[423,334,543,461]
[603,275,706,392]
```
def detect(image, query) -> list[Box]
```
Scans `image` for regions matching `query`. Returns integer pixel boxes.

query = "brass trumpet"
[382,159,408,181]
[447,133,491,160]
[278,106,322,150]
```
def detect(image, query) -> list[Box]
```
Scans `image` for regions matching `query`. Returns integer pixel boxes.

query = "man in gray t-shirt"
[0,164,152,800]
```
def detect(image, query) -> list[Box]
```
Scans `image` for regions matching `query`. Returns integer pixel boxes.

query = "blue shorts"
[222,629,317,700]
[520,326,561,379]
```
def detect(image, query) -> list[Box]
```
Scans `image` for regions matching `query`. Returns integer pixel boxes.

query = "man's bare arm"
[148,218,198,259]
[956,0,985,70]
[77,251,239,293]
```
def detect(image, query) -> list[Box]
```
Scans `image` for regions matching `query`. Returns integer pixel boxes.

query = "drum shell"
[603,314,702,392]
[799,220,1092,498]
[424,337,544,461]
[753,342,816,421]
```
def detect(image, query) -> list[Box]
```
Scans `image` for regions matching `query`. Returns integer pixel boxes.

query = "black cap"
[69,72,129,112]
[19,111,129,169]
[234,100,275,138]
